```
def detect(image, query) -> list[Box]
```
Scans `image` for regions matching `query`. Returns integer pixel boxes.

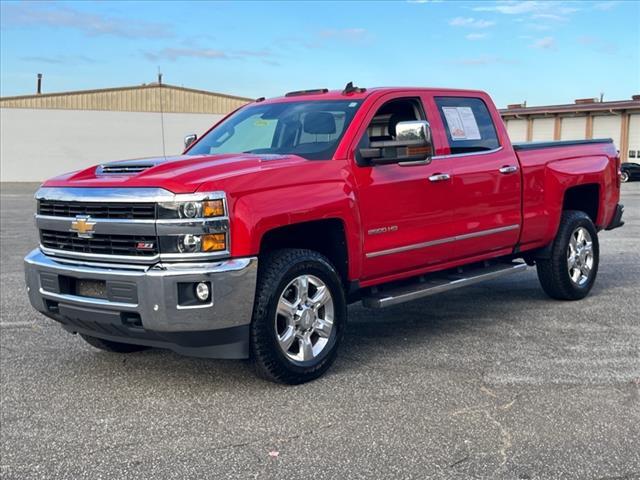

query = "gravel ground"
[1,182,638,480]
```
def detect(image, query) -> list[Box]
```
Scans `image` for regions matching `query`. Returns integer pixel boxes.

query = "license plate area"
[76,279,107,299]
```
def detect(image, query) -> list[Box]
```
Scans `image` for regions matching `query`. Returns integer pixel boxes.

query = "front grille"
[40,230,158,257]
[38,200,156,219]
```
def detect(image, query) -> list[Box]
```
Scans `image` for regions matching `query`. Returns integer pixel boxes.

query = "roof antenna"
[158,67,167,160]
[342,81,366,95]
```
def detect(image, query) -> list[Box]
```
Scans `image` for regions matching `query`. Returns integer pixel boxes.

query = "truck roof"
[257,86,489,104]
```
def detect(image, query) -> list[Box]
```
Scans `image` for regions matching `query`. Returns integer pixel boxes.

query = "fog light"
[195,282,210,302]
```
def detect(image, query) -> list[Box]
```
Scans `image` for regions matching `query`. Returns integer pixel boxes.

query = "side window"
[357,97,426,162]
[435,97,499,154]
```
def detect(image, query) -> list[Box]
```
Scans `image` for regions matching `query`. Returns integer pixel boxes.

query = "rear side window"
[435,97,499,154]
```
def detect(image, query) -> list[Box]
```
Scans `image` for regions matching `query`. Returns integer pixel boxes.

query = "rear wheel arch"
[562,183,600,226]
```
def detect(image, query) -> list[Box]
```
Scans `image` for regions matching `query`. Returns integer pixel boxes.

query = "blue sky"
[1,0,638,107]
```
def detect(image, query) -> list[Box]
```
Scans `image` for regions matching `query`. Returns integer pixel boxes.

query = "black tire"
[250,249,347,384]
[620,171,630,183]
[80,334,148,353]
[536,210,599,300]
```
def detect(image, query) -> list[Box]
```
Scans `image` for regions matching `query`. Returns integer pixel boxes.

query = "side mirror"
[184,134,197,149]
[360,120,433,166]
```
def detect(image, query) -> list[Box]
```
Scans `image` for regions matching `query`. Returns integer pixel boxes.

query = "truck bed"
[512,138,614,151]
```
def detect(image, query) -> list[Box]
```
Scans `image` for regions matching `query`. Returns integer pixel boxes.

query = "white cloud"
[319,28,368,40]
[474,1,578,16]
[144,48,273,62]
[449,17,495,28]
[531,36,556,49]
[450,55,517,66]
[531,13,569,22]
[593,1,620,10]
[1,2,171,38]
[465,33,487,40]
[526,23,552,31]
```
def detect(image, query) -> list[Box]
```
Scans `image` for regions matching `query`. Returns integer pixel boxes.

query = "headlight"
[155,192,230,258]
[158,198,225,219]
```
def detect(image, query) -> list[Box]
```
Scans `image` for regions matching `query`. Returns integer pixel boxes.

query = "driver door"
[351,94,458,282]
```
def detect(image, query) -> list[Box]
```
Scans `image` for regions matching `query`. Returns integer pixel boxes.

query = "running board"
[362,261,527,309]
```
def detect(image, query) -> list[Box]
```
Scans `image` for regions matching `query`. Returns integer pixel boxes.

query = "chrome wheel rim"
[567,226,594,286]
[274,274,334,362]
[621,171,629,183]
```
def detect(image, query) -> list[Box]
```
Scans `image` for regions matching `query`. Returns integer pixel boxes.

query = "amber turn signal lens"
[203,200,224,217]
[201,233,226,252]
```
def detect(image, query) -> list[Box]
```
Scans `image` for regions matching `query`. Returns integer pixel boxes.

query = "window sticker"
[442,106,481,141]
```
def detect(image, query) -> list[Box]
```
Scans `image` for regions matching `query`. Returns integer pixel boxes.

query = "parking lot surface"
[1,183,638,479]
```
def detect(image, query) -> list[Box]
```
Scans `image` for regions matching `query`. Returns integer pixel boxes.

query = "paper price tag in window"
[442,106,481,141]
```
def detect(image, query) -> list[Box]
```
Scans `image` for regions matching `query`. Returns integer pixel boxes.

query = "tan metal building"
[500,95,640,163]
[0,83,252,182]
[0,83,252,114]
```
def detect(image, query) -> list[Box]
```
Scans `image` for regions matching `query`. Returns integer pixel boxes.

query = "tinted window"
[187,100,361,160]
[435,97,499,154]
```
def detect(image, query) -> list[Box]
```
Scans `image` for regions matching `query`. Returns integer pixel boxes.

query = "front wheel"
[536,210,599,300]
[250,249,346,384]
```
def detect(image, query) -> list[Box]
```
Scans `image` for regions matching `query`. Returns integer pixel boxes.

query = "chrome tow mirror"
[184,134,197,149]
[360,120,433,166]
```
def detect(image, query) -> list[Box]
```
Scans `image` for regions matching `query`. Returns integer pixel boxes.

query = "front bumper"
[24,249,258,359]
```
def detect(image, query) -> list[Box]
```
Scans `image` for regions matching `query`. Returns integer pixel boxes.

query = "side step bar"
[362,261,527,309]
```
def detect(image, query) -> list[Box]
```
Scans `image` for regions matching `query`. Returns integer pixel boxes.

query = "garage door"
[506,119,528,142]
[593,115,621,149]
[560,116,587,141]
[531,118,555,142]
[628,114,640,161]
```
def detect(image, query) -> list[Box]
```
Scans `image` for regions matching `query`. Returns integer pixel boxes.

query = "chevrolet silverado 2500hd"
[25,85,625,384]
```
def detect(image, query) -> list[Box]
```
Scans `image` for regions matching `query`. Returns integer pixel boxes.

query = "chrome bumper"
[24,249,258,358]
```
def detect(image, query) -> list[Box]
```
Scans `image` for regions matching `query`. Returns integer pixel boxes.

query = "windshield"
[187,100,362,160]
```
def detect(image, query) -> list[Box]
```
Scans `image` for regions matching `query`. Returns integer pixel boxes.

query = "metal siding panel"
[628,114,640,154]
[506,119,528,142]
[593,115,621,148]
[560,116,587,140]
[531,118,555,142]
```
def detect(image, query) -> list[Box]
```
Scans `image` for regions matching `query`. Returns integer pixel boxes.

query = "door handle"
[499,165,518,174]
[428,173,451,182]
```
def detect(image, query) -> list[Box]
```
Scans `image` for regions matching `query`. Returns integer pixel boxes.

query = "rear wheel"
[80,334,148,353]
[536,210,599,300]
[250,249,346,384]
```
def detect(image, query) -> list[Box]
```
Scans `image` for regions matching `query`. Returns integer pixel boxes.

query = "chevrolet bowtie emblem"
[70,216,96,238]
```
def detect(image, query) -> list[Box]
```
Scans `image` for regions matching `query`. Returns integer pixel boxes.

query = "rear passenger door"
[429,95,522,261]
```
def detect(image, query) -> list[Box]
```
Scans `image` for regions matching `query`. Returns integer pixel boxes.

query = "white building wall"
[592,114,622,149]
[531,118,555,142]
[505,119,528,142]
[560,116,587,140]
[627,114,640,160]
[0,108,223,182]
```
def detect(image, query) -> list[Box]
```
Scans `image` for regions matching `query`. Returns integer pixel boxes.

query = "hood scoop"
[96,155,191,175]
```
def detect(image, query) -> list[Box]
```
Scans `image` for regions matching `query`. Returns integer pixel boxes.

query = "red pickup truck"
[25,84,624,384]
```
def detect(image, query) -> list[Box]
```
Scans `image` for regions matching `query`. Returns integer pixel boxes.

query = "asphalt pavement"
[1,182,638,479]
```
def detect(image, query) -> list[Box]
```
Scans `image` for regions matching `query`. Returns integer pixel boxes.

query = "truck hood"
[42,153,310,194]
